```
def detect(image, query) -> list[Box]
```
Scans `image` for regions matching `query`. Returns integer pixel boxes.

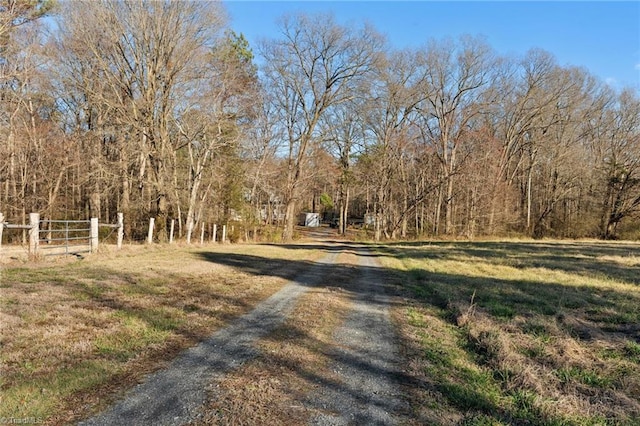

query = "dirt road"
[80,242,408,425]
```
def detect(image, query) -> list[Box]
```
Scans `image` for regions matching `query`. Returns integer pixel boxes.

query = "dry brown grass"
[5,237,638,425]
[381,240,640,425]
[191,252,359,425]
[0,243,321,424]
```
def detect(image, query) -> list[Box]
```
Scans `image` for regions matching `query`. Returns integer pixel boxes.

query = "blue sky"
[224,1,640,91]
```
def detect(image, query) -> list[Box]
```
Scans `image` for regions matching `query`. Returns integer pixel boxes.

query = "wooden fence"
[0,212,245,259]
[147,218,228,244]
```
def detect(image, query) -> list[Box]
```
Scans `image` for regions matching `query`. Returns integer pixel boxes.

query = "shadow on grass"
[209,240,640,330]
[2,259,296,424]
[196,247,511,424]
[261,239,640,285]
[68,267,263,341]
[195,240,640,424]
[380,240,640,286]
[24,239,636,424]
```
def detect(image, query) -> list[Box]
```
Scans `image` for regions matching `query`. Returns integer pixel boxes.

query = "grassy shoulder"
[380,240,640,425]
[0,243,322,424]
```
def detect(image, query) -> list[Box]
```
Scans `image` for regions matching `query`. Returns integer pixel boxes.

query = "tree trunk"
[121,166,131,239]
[156,192,168,243]
[282,198,297,242]
[434,185,443,235]
[339,185,349,235]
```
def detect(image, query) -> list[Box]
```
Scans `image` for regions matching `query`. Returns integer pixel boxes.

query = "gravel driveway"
[79,243,406,425]
[309,249,406,425]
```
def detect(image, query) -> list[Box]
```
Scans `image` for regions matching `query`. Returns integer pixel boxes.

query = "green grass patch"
[483,300,516,319]
[556,366,611,388]
[624,340,640,362]
[1,360,116,420]
[95,313,172,361]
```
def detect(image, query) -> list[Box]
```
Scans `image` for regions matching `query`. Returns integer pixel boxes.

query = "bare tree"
[517,66,601,237]
[417,36,496,235]
[319,97,366,235]
[55,0,227,241]
[484,49,560,233]
[176,31,258,243]
[361,48,428,240]
[590,88,640,238]
[0,1,53,226]
[260,13,383,241]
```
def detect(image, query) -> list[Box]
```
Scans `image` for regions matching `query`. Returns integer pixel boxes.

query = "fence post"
[222,225,227,244]
[212,224,217,243]
[169,219,175,244]
[90,218,99,253]
[147,218,155,244]
[29,212,39,255]
[117,213,124,249]
[0,212,4,250]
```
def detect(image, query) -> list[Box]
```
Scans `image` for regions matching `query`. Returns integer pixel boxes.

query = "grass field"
[379,240,640,425]
[1,239,639,425]
[0,243,322,424]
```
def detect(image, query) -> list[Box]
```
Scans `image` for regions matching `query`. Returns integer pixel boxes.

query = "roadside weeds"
[381,241,640,425]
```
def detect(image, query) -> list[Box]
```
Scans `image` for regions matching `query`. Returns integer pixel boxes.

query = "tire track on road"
[309,247,407,425]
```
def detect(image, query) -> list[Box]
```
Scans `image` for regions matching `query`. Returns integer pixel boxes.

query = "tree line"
[1,1,639,242]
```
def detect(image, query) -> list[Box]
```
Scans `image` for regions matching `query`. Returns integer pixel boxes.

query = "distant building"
[364,213,375,227]
[298,212,320,227]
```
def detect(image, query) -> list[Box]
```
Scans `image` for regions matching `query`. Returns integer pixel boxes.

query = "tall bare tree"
[55,0,227,240]
[362,48,428,240]
[176,31,258,243]
[484,49,560,233]
[319,97,365,235]
[591,88,640,238]
[0,0,53,225]
[417,36,496,235]
[260,13,383,241]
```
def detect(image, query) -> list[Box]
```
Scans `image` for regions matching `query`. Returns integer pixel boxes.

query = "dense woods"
[1,1,639,242]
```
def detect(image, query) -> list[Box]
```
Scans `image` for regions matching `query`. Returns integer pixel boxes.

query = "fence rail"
[3,224,32,230]
[38,219,92,256]
[0,212,123,257]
